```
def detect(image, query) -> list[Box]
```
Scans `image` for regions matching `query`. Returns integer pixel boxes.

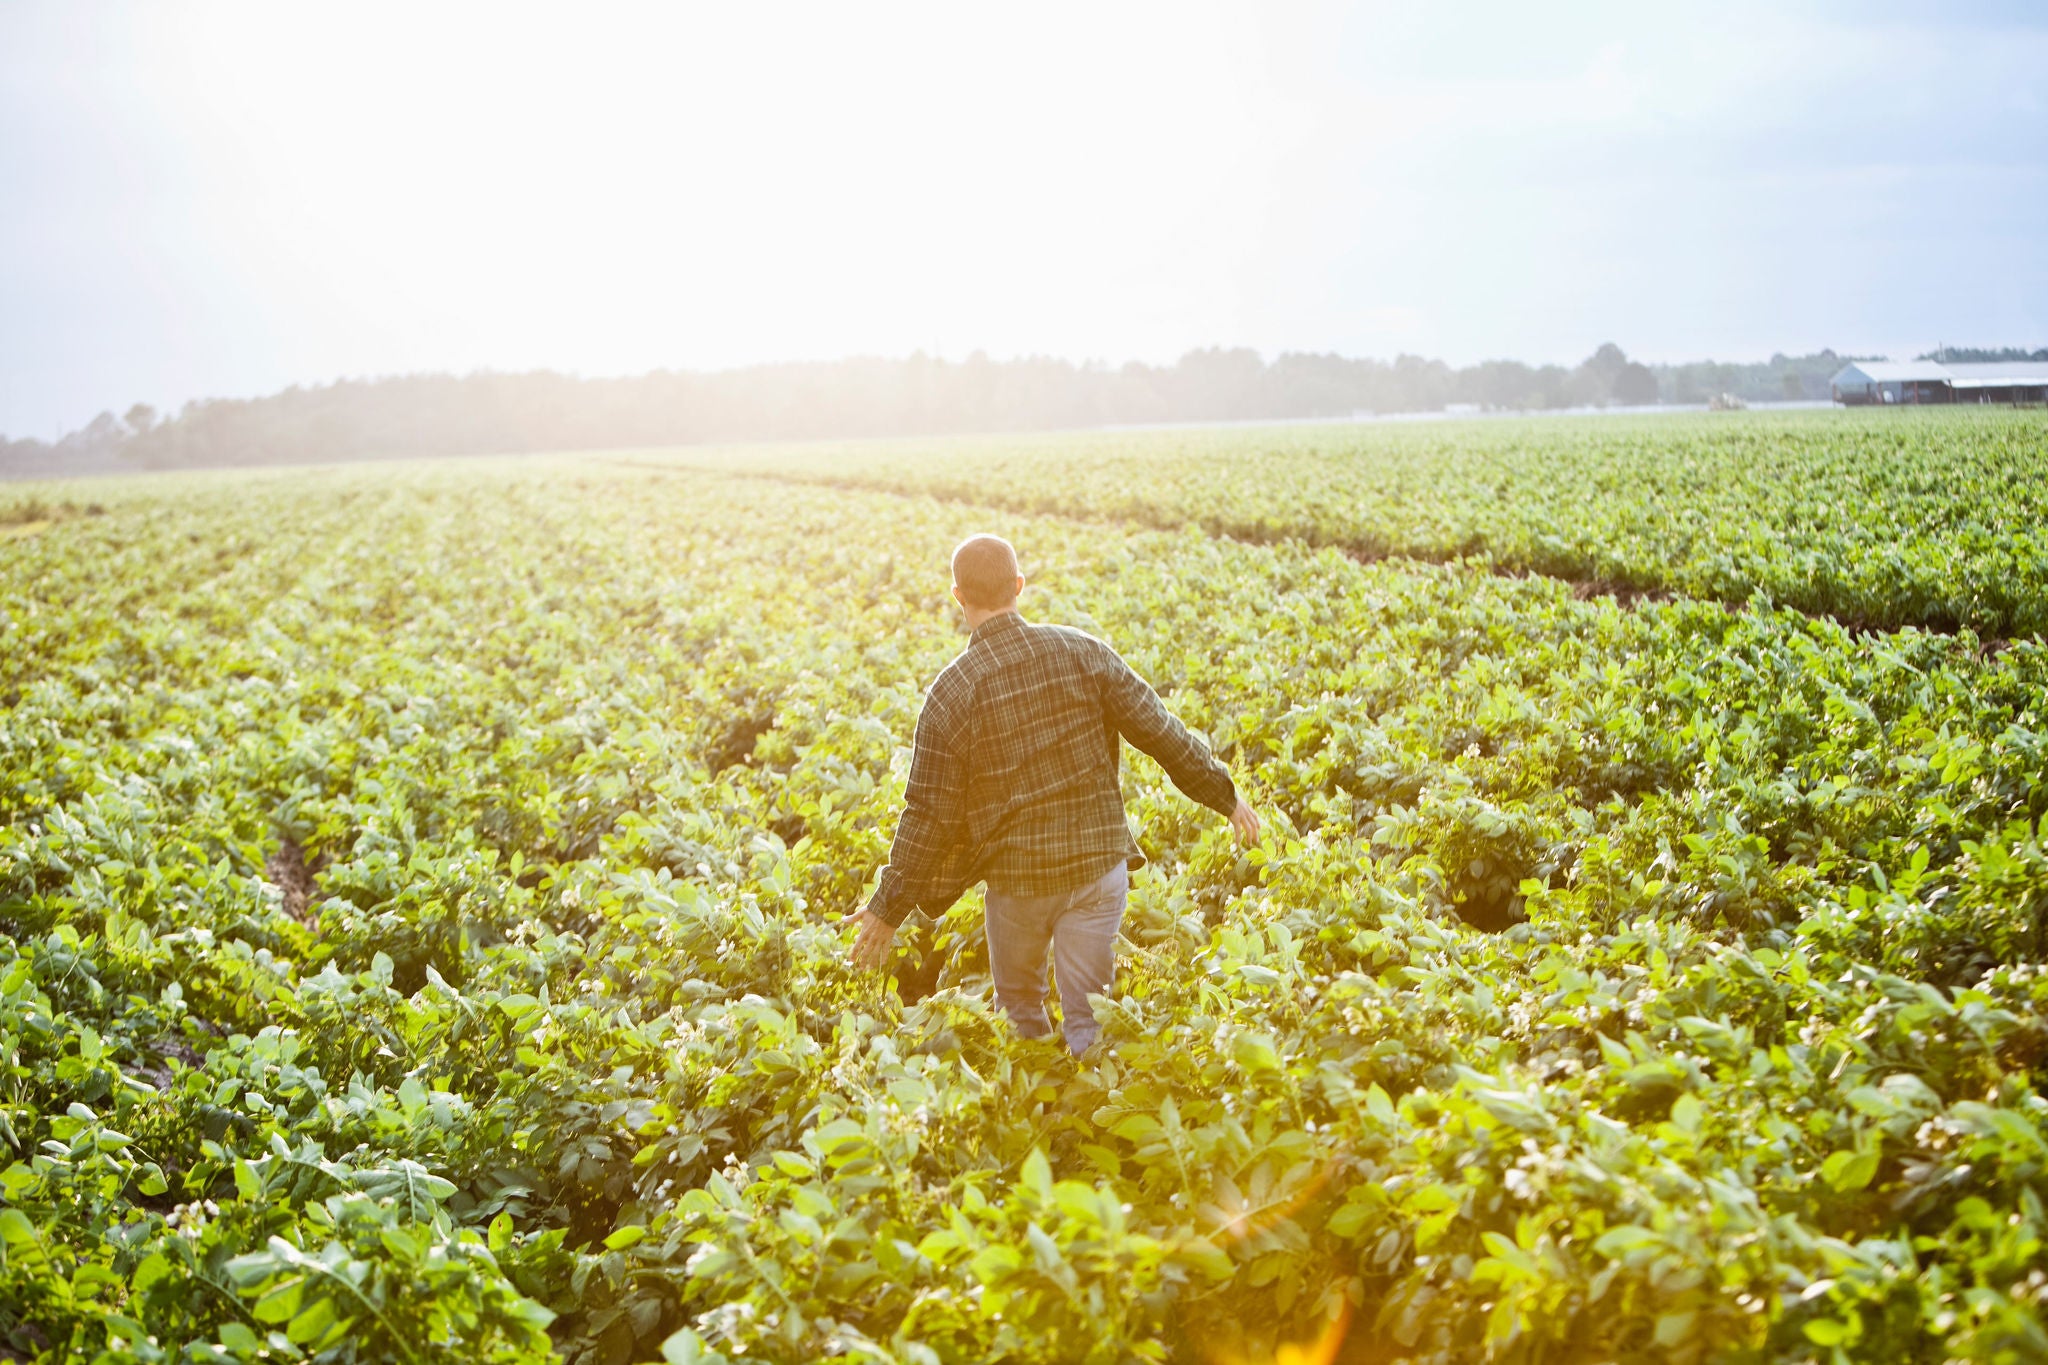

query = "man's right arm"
[1094,642,1238,817]
[862,682,972,929]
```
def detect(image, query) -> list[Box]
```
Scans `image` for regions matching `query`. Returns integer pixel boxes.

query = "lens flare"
[1201,1300,1354,1365]
[1200,1156,1341,1246]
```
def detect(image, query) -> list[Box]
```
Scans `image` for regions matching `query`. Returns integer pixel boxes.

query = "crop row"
[1,458,2045,1362]
[659,407,2048,636]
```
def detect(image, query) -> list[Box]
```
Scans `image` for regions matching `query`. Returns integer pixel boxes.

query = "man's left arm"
[850,689,969,968]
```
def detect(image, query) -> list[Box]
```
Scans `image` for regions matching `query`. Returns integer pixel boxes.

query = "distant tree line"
[1916,346,2048,364]
[0,342,1961,478]
[0,409,144,479]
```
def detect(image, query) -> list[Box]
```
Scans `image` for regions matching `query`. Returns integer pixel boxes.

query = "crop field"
[3,408,2047,1364]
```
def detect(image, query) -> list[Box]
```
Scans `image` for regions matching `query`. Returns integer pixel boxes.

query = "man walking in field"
[848,534,1260,1055]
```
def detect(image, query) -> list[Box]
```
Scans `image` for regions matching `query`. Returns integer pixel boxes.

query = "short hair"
[951,534,1020,609]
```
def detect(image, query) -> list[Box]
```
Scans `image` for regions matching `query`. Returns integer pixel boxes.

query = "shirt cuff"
[866,880,912,928]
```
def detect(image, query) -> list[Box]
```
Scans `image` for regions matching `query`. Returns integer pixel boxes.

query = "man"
[848,533,1260,1055]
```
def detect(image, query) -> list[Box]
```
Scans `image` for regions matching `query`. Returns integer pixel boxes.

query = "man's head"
[951,534,1023,617]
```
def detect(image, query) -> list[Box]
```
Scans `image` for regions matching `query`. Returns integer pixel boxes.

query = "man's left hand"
[848,910,898,970]
[1229,797,1262,847]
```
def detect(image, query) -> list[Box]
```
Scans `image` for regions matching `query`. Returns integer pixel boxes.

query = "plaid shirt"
[864,611,1237,927]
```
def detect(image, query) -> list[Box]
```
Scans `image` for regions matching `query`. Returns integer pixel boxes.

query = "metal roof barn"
[1831,360,2048,406]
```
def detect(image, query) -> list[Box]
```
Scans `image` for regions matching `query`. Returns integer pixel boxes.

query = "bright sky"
[2,1,2043,436]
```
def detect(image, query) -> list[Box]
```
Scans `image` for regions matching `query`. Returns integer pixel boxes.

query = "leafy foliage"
[2,425,2047,1363]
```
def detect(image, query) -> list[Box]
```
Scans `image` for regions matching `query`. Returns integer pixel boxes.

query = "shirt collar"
[970,610,1027,644]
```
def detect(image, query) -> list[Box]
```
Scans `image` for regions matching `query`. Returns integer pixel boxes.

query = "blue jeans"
[984,861,1129,1055]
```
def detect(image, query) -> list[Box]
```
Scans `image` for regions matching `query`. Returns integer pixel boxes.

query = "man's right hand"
[1229,797,1261,847]
[847,909,899,971]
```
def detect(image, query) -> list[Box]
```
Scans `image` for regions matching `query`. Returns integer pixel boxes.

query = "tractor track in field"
[592,456,2028,654]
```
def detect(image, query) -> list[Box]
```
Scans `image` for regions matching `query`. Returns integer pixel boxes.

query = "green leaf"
[497,992,541,1018]
[252,1276,305,1324]
[0,1208,37,1245]
[285,1295,341,1345]
[1804,1318,1851,1347]
[1025,1221,1064,1272]
[970,1244,1022,1282]
[1364,1084,1396,1124]
[1019,1148,1054,1203]
[132,1251,174,1293]
[1472,1086,1550,1133]
[811,1118,866,1154]
[1481,1231,1537,1277]
[1593,1225,1658,1257]
[354,1159,456,1218]
[1822,1147,1879,1193]
[662,1328,715,1364]
[1112,1114,1162,1143]
[604,1225,648,1250]
[1326,1201,1372,1239]
[915,1229,960,1260]
[1171,1236,1235,1281]
[1653,1311,1696,1347]
[1232,1032,1282,1075]
[772,1150,815,1178]
[218,1322,263,1353]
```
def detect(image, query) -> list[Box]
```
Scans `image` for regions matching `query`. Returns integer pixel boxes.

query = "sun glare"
[112,1,1284,382]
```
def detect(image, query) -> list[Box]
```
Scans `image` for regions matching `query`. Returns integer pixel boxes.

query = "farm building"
[1831,359,2048,405]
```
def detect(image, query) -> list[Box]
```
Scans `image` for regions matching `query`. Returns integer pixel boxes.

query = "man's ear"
[950,583,966,608]
[1014,574,1026,598]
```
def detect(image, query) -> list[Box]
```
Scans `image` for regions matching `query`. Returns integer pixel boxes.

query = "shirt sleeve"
[864,684,973,927]
[1095,642,1238,818]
